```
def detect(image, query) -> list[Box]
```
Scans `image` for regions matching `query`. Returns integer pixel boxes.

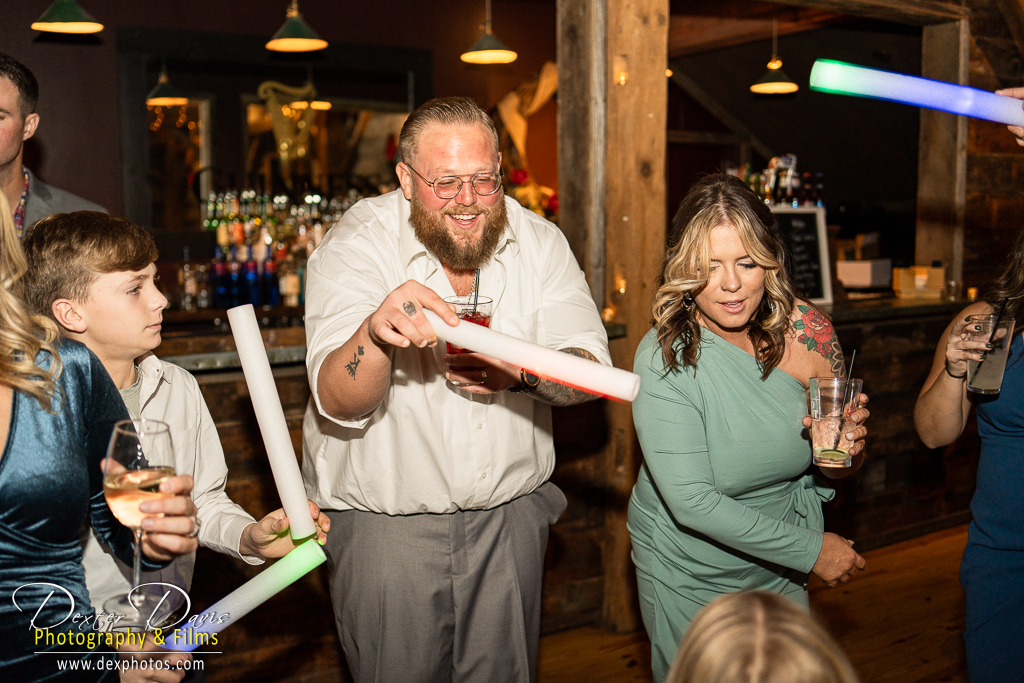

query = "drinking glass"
[443,295,493,387]
[102,419,178,630]
[966,315,1016,395]
[809,377,863,468]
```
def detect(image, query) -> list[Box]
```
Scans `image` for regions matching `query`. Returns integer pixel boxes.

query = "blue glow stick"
[809,59,1024,126]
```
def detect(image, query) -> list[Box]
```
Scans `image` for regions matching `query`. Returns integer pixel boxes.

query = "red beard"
[408,190,508,271]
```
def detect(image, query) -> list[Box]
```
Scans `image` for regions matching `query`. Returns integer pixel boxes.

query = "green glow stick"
[161,539,326,651]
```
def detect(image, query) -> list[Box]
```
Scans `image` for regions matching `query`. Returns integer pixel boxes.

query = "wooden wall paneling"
[557,0,607,302]
[994,0,1024,68]
[602,0,669,633]
[915,20,968,279]
[969,0,1024,86]
[964,35,1024,294]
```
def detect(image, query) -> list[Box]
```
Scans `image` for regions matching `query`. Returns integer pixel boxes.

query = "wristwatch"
[509,368,541,393]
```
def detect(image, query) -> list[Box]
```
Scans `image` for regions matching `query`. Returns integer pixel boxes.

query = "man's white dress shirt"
[302,191,611,515]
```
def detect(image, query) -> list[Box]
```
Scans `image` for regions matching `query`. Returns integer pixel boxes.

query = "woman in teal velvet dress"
[628,175,869,682]
[0,197,201,681]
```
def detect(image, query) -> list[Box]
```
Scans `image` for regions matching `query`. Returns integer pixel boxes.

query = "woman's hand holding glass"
[136,473,199,561]
[102,419,199,628]
[802,392,870,476]
[943,314,992,378]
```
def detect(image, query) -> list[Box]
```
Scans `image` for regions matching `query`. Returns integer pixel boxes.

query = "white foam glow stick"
[162,538,326,651]
[809,59,1024,126]
[422,309,640,402]
[227,304,315,540]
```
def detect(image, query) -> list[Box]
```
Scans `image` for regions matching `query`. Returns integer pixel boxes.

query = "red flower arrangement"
[504,167,559,222]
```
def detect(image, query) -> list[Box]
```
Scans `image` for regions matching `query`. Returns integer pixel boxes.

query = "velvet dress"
[961,332,1024,683]
[628,328,832,682]
[0,341,161,682]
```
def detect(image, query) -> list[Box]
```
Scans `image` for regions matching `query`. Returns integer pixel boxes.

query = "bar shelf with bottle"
[173,187,361,318]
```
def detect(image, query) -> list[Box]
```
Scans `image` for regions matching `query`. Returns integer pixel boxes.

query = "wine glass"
[102,419,179,630]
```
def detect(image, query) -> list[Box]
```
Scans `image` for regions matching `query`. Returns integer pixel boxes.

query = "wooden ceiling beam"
[763,0,968,26]
[668,13,846,58]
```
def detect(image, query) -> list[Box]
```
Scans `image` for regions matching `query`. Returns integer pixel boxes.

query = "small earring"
[683,292,694,309]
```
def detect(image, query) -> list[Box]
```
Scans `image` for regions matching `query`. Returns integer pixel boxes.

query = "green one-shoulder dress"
[628,328,833,682]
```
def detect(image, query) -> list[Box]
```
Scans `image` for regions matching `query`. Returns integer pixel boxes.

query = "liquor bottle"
[227,246,242,307]
[212,246,228,309]
[196,264,211,310]
[179,246,197,311]
[203,193,217,232]
[215,193,230,250]
[261,253,280,308]
[296,255,307,306]
[278,255,301,308]
[245,254,261,307]
[801,172,814,205]
[788,171,801,208]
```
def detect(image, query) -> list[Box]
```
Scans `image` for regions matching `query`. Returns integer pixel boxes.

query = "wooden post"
[601,0,669,633]
[916,20,968,279]
[557,0,607,302]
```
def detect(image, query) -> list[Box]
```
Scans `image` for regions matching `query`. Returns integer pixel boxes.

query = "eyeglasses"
[406,165,502,199]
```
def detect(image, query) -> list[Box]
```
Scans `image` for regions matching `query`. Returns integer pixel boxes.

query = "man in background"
[0,52,104,237]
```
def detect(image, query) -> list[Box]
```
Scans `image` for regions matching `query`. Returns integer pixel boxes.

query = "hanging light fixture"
[31,0,103,34]
[750,19,798,95]
[266,0,328,53]
[461,0,517,65]
[146,64,189,108]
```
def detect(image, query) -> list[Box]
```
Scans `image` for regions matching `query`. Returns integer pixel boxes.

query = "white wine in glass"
[102,419,178,630]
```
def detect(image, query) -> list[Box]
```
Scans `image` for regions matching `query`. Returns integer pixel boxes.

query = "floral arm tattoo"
[532,348,603,406]
[792,305,845,376]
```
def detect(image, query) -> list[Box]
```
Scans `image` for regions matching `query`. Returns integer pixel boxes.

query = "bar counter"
[156,298,978,682]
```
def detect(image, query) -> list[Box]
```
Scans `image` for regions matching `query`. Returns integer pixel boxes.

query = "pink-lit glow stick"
[421,310,640,402]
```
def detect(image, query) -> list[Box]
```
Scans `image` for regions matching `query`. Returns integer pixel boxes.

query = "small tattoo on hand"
[403,301,416,317]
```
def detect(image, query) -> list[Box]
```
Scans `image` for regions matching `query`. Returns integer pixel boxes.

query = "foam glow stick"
[227,304,315,540]
[421,309,640,402]
[162,538,326,651]
[809,59,1024,126]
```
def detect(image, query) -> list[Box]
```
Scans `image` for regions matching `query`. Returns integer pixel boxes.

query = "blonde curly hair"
[653,174,795,380]
[0,195,61,410]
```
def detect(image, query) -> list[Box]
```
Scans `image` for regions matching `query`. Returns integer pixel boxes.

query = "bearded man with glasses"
[302,96,611,683]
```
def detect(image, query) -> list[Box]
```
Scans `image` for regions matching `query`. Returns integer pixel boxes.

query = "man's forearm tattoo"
[402,301,416,317]
[345,345,365,379]
[532,348,601,406]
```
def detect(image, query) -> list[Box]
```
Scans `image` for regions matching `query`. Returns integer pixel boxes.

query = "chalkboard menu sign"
[770,206,832,305]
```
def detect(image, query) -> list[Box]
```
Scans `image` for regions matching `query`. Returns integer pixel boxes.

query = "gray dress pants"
[322,483,567,683]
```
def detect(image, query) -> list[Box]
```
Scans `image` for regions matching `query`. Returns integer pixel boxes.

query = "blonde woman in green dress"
[629,174,869,682]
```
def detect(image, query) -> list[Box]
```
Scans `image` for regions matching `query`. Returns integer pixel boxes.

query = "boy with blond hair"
[22,211,327,623]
